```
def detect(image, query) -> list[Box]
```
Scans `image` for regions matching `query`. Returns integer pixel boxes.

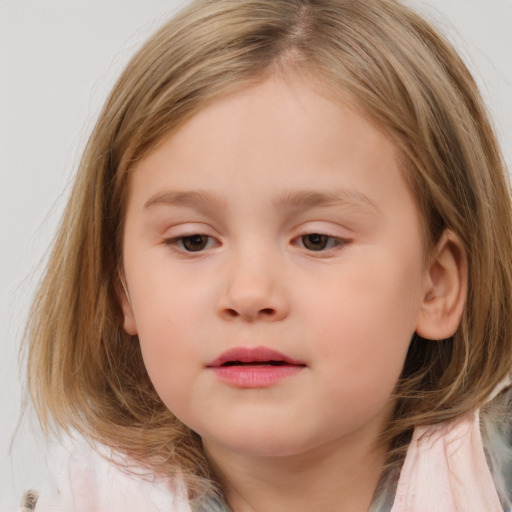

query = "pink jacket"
[30,409,504,512]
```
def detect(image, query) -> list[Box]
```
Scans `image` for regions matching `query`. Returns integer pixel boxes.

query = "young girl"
[24,0,512,510]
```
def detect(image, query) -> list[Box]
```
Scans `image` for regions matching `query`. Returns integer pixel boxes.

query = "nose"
[217,251,289,322]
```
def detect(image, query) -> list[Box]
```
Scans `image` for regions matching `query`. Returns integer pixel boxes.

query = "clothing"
[391,409,503,512]
[30,437,191,512]
[29,411,506,512]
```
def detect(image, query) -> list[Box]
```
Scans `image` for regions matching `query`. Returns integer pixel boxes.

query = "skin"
[119,77,466,512]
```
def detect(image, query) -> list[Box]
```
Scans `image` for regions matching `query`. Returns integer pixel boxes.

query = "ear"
[415,230,467,340]
[116,275,138,336]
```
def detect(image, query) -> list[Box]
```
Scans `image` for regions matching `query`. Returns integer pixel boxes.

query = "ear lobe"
[415,230,467,340]
[116,277,138,336]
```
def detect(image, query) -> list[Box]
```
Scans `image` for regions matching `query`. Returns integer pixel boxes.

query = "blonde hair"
[27,0,512,502]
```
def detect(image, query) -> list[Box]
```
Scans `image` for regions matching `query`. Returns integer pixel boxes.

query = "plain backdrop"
[1,1,511,510]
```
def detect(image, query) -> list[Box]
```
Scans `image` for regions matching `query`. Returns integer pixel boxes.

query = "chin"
[203,425,326,459]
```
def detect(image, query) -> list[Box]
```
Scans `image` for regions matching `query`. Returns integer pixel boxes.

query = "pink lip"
[206,346,306,388]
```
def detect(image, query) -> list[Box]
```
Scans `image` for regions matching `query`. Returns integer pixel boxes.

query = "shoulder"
[30,435,192,512]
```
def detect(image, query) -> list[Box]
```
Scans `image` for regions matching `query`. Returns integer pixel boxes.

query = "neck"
[203,433,388,512]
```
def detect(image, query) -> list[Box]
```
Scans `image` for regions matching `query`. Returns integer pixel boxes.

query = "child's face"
[120,78,431,458]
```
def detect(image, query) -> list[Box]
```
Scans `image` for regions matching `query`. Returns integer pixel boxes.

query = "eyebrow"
[272,190,380,214]
[143,191,226,211]
[143,189,380,214]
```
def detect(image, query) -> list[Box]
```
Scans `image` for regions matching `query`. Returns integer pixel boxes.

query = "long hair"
[27,0,512,501]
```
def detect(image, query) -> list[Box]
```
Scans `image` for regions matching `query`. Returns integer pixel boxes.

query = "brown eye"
[301,234,329,251]
[181,235,210,252]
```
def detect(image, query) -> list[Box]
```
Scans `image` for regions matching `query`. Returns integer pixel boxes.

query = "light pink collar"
[391,407,504,512]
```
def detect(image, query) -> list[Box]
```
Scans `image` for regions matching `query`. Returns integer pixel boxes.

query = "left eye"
[300,233,343,251]
[168,234,215,252]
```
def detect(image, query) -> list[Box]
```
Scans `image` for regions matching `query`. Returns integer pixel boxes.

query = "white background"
[1,1,511,510]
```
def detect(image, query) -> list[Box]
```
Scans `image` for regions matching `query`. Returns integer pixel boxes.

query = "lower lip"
[210,365,304,388]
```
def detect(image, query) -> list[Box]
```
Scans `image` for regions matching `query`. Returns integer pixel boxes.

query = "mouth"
[206,346,306,368]
[220,360,290,367]
[206,346,306,388]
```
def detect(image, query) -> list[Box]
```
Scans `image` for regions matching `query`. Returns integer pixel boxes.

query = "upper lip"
[206,346,305,367]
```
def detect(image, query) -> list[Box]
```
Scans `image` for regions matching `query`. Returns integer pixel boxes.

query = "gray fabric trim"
[191,495,233,512]
[192,470,398,512]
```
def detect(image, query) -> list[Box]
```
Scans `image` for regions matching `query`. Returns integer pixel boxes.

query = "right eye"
[297,233,347,252]
[165,234,216,252]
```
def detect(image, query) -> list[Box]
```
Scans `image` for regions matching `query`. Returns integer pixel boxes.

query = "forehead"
[126,77,421,234]
[131,78,397,185]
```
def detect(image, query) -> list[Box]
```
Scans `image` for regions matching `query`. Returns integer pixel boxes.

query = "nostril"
[221,307,276,321]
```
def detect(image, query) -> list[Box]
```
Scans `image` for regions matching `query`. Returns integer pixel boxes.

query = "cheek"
[312,258,421,342]
[135,298,198,355]
[121,243,220,413]
[124,249,213,346]
[128,292,202,397]
[136,322,202,421]
[304,250,423,393]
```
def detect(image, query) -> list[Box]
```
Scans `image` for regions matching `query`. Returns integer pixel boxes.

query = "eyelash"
[164,234,217,253]
[163,233,350,254]
[296,233,348,252]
